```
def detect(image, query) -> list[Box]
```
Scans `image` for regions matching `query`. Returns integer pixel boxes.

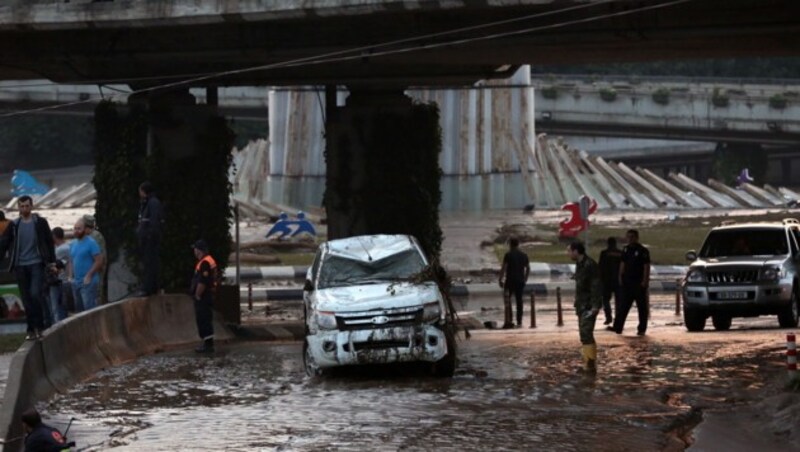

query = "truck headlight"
[760,266,781,282]
[685,269,706,283]
[317,311,337,330]
[422,301,442,322]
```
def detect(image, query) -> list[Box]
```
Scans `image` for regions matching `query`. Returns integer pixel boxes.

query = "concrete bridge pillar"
[324,87,444,257]
[94,88,235,308]
[712,142,767,185]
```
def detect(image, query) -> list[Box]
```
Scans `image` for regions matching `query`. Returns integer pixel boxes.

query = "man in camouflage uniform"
[568,241,602,372]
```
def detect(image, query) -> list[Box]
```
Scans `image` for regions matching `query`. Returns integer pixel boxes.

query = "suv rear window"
[700,229,788,258]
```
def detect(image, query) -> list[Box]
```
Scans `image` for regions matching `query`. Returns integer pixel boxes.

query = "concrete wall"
[266,66,535,176]
[0,294,232,451]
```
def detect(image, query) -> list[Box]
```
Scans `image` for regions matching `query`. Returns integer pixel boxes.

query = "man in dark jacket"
[0,196,55,339]
[137,181,164,296]
[499,238,530,328]
[22,408,67,452]
[613,229,651,336]
[598,237,623,326]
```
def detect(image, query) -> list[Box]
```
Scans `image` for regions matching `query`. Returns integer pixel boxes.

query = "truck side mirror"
[303,279,314,292]
[685,251,697,262]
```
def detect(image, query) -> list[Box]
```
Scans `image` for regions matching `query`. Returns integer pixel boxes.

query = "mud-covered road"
[41,296,792,451]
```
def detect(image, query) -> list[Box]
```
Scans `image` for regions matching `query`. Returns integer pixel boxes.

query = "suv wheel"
[303,339,324,377]
[778,285,800,328]
[712,314,732,331]
[431,325,457,378]
[684,309,706,332]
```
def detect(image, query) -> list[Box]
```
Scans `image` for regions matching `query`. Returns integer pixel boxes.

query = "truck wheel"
[711,314,732,331]
[303,339,324,377]
[431,326,457,378]
[684,309,706,332]
[778,286,800,328]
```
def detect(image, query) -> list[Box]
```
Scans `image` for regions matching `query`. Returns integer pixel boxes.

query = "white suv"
[683,219,800,331]
[302,234,456,377]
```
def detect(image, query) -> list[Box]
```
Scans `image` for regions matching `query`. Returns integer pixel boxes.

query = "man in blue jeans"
[67,218,103,312]
[0,196,55,340]
[46,227,70,324]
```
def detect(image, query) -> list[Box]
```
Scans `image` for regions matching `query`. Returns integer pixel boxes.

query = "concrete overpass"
[4,75,800,140]
[533,75,800,145]
[0,0,799,87]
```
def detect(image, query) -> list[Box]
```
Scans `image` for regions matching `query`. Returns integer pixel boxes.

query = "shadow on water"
[40,335,780,451]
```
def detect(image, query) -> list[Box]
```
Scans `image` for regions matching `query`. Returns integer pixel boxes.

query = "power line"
[0,0,693,119]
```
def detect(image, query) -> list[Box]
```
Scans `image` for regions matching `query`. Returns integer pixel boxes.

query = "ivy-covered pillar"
[324,87,443,259]
[93,89,235,315]
[712,142,767,185]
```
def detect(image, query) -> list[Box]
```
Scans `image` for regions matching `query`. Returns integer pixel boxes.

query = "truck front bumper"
[307,324,448,369]
[683,280,793,316]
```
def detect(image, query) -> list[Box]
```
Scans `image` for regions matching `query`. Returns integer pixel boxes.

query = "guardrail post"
[529,291,536,329]
[247,283,253,312]
[675,278,682,316]
[556,286,564,327]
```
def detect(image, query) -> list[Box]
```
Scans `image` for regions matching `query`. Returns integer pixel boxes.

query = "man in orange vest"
[191,240,217,353]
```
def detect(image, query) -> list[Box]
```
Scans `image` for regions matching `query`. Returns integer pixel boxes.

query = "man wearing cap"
[190,240,217,353]
[82,215,107,304]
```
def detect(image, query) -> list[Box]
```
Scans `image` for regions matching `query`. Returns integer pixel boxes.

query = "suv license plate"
[718,291,748,300]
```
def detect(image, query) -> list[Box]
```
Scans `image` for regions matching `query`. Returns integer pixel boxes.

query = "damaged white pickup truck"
[302,234,457,377]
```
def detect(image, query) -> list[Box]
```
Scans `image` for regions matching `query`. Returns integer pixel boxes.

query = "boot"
[195,338,214,353]
[583,344,597,373]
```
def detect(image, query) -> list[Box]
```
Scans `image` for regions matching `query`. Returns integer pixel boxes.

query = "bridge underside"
[0,0,799,86]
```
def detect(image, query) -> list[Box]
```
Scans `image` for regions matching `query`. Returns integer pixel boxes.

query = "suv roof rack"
[783,218,800,225]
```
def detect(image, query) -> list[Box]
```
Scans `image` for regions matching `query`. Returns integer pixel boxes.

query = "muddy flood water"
[40,295,790,451]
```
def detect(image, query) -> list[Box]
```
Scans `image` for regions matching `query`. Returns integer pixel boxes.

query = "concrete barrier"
[0,294,232,451]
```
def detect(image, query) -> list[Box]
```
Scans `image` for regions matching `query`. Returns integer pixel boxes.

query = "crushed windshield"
[700,229,788,258]
[318,249,426,289]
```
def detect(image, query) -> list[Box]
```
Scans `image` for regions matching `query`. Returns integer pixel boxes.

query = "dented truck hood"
[315,281,441,312]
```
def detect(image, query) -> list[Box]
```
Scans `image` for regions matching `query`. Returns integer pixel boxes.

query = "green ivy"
[146,116,235,292]
[598,87,617,102]
[652,88,671,105]
[324,100,443,259]
[93,101,148,267]
[541,86,559,99]
[711,87,730,108]
[769,94,788,109]
[93,100,234,293]
[711,143,767,185]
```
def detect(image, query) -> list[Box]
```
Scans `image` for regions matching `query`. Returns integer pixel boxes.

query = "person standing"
[0,196,55,340]
[191,240,217,353]
[498,238,530,328]
[613,229,651,336]
[568,241,602,373]
[46,227,70,324]
[137,181,163,296]
[598,237,623,327]
[67,218,102,312]
[82,215,107,304]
